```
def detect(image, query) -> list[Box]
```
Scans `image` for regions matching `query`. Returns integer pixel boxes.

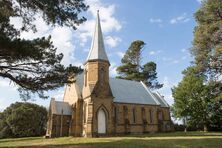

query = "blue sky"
[0,0,202,111]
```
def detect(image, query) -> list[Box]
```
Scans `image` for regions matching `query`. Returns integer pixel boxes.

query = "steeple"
[86,10,109,63]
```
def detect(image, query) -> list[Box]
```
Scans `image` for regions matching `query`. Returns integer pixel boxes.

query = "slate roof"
[109,78,159,105]
[50,99,72,115]
[74,73,168,106]
[76,73,84,91]
[86,11,109,62]
[152,93,169,107]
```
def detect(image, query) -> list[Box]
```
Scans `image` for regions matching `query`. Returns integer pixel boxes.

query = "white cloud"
[109,62,118,76]
[170,13,190,24]
[149,18,162,23]
[51,27,75,65]
[161,76,175,90]
[88,2,121,32]
[172,60,179,64]
[158,76,177,105]
[162,57,172,62]
[0,79,12,87]
[181,48,186,52]
[0,97,11,111]
[10,16,76,66]
[149,50,162,55]
[105,36,122,48]
[162,57,181,65]
[149,51,155,55]
[76,0,122,46]
[10,0,122,65]
[52,89,64,100]
[10,17,23,29]
[196,0,203,3]
[182,56,187,60]
[0,79,17,91]
[116,51,125,58]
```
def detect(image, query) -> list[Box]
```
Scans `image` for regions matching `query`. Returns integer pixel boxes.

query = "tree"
[192,0,222,77]
[205,80,222,131]
[187,0,222,131]
[172,67,207,131]
[0,0,88,99]
[116,40,162,89]
[0,102,48,138]
[172,66,222,132]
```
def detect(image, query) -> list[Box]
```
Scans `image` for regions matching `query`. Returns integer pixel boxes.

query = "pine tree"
[192,0,222,77]
[0,0,88,99]
[116,40,162,89]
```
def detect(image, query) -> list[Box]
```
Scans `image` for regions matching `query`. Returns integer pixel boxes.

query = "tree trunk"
[183,117,187,132]
[184,127,187,132]
[204,124,208,132]
[203,112,208,132]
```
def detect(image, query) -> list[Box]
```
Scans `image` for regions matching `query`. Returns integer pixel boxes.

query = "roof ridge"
[55,100,69,104]
[140,81,160,105]
[109,77,142,83]
[156,92,169,107]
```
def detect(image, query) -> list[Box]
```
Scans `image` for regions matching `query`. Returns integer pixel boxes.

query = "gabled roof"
[74,73,168,106]
[86,10,109,62]
[50,99,72,115]
[109,78,159,105]
[152,92,170,107]
[75,73,84,91]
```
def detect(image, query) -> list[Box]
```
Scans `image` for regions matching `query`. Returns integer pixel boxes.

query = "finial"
[97,10,99,14]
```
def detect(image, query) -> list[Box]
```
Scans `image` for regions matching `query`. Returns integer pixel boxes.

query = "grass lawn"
[0,132,222,148]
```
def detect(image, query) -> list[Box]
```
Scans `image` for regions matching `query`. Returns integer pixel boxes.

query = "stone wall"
[48,114,71,137]
[63,81,81,105]
[79,100,172,137]
[112,103,160,134]
[91,96,114,137]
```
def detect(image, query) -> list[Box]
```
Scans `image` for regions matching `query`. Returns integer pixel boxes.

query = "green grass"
[0,132,222,148]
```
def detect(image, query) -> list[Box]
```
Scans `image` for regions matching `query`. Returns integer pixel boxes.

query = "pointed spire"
[86,10,109,62]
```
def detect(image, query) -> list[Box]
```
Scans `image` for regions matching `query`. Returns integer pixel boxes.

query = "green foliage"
[0,0,87,99]
[192,0,222,76]
[0,102,48,138]
[178,0,222,131]
[172,67,205,120]
[172,66,222,131]
[116,40,162,89]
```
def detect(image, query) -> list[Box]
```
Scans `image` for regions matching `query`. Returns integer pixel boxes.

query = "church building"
[46,11,173,138]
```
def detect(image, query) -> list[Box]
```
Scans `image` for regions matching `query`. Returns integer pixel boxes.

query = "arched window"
[133,108,136,123]
[141,107,145,119]
[158,111,163,120]
[149,109,153,124]
[98,108,106,134]
[123,106,128,119]
[83,103,87,123]
[100,67,105,85]
[113,106,118,122]
[84,70,88,87]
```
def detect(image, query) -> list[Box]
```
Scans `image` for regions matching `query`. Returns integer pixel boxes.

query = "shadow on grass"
[5,138,222,148]
[125,131,222,138]
[0,137,42,143]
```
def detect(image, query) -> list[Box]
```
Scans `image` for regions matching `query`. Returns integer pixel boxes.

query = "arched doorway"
[97,109,106,134]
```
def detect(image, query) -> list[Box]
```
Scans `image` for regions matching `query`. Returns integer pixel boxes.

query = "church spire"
[86,10,109,63]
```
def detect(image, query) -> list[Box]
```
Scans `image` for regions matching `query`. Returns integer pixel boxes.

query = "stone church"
[46,11,173,138]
